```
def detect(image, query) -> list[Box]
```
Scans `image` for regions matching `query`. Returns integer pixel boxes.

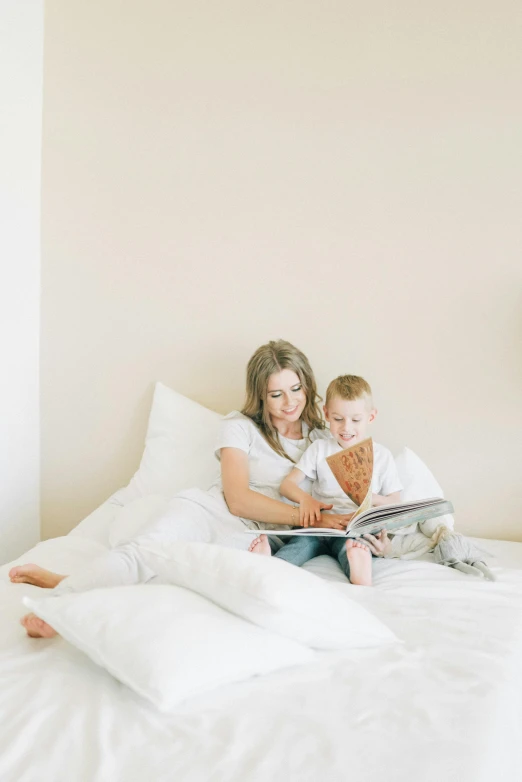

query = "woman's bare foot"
[346,539,372,586]
[9,564,65,589]
[248,534,272,556]
[21,612,58,638]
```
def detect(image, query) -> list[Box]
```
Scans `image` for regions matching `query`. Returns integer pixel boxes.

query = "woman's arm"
[220,448,300,526]
[281,468,334,527]
[221,448,347,530]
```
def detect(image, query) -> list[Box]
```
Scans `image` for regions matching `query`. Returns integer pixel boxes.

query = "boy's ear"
[368,407,378,424]
[323,404,330,421]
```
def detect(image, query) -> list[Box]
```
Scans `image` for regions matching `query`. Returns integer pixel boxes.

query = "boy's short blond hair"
[325,375,373,407]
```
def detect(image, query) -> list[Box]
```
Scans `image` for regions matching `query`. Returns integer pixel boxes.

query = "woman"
[12,339,352,637]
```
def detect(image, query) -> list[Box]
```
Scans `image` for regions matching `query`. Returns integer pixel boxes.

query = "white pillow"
[24,586,314,712]
[109,495,169,547]
[395,447,444,501]
[137,541,398,650]
[111,383,223,506]
[394,447,454,535]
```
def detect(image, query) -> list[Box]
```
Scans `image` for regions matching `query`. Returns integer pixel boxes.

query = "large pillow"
[137,541,398,650]
[24,586,314,712]
[395,447,444,501]
[111,383,223,506]
[394,447,454,535]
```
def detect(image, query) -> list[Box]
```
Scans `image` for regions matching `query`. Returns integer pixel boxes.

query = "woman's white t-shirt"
[211,411,328,529]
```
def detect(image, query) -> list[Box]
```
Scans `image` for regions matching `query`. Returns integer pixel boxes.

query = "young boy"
[250,375,402,585]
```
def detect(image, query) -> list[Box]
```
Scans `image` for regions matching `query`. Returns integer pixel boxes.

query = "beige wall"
[42,1,522,540]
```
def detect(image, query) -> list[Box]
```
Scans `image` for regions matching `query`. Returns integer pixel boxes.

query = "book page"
[325,437,373,510]
[350,484,372,522]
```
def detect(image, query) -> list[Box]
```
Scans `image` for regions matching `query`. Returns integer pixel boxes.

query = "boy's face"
[324,396,377,449]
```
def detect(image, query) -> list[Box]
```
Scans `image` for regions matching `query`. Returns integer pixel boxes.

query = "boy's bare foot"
[21,612,58,638]
[9,564,65,589]
[248,534,272,556]
[346,539,372,586]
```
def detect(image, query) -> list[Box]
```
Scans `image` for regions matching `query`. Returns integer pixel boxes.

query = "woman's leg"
[134,493,213,546]
[17,494,220,637]
[328,538,373,586]
[52,542,158,595]
[9,543,157,591]
[11,493,214,589]
[10,565,66,588]
[18,542,158,638]
[51,491,220,596]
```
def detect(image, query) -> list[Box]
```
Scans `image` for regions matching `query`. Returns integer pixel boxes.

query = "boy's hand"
[299,496,333,527]
[362,530,392,557]
[372,494,389,507]
[372,491,401,508]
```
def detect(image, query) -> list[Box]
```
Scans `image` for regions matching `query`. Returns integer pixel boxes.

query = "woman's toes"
[21,613,57,638]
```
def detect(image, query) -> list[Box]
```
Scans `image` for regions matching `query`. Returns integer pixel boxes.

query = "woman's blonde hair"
[242,339,324,461]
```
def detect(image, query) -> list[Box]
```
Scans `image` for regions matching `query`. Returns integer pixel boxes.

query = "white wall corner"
[0,0,43,563]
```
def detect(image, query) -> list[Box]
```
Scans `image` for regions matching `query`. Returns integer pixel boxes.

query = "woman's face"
[265,369,306,426]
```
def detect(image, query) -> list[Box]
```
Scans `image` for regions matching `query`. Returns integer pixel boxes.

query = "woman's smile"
[265,369,307,430]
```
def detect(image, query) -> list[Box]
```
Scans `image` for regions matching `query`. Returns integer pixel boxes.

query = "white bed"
[2,501,522,782]
[2,384,521,781]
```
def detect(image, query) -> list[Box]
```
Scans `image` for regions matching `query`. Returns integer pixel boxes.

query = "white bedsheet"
[2,530,522,782]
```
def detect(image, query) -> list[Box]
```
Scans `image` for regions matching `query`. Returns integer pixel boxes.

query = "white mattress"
[1,506,522,782]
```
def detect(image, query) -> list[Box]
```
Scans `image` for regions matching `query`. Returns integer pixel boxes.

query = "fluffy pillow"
[111,383,222,506]
[395,447,444,501]
[24,586,314,712]
[137,541,398,650]
[394,447,454,535]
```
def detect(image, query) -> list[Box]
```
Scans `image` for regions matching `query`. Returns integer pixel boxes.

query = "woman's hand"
[309,512,354,530]
[361,530,392,557]
[299,496,334,527]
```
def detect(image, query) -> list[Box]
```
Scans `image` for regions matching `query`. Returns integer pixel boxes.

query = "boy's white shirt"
[295,435,403,516]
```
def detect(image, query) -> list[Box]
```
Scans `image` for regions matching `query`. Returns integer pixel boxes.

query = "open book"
[247,438,453,538]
